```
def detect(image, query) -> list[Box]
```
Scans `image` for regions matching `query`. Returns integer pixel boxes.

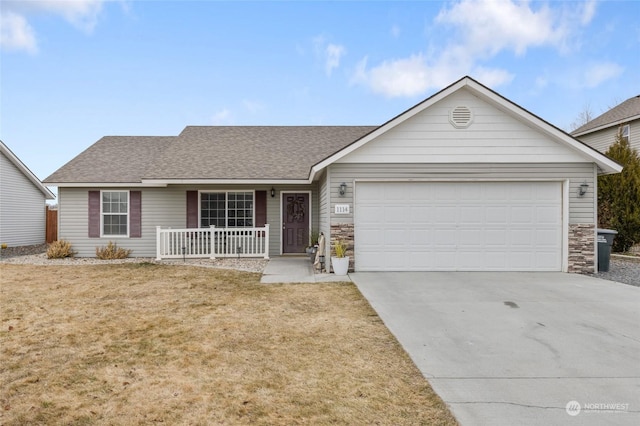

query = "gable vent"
[449,106,473,128]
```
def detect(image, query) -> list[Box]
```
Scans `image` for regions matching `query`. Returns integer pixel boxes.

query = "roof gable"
[1,141,55,199]
[337,87,589,164]
[313,76,622,176]
[572,95,640,136]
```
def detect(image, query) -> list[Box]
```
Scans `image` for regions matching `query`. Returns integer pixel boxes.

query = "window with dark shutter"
[130,191,142,238]
[255,190,267,227]
[186,191,199,228]
[88,191,100,238]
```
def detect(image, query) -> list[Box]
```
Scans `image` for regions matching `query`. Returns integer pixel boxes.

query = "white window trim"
[621,124,630,141]
[198,190,256,228]
[100,190,130,238]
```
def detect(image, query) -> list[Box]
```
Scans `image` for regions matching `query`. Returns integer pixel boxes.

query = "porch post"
[209,225,216,260]
[155,226,162,261]
[264,224,270,259]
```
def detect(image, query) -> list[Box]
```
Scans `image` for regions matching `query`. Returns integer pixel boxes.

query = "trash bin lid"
[597,228,618,235]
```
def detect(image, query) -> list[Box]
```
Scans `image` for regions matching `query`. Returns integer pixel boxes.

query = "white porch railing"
[156,225,269,260]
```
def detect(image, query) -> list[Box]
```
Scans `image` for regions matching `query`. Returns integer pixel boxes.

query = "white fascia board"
[463,80,623,175]
[309,78,471,180]
[572,115,640,137]
[51,182,168,188]
[0,141,56,199]
[140,179,312,185]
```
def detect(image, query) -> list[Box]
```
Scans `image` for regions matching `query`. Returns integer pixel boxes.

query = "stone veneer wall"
[568,224,595,274]
[330,223,355,272]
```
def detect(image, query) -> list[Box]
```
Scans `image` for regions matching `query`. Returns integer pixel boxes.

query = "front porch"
[156,225,270,260]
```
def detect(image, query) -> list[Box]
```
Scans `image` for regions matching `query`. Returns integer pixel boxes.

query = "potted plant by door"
[331,240,349,276]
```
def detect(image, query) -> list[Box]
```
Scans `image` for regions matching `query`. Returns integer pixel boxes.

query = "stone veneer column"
[330,223,355,272]
[568,224,595,274]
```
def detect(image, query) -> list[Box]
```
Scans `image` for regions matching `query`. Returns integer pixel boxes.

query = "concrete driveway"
[351,272,640,426]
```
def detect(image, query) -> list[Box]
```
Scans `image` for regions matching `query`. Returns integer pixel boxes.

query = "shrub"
[47,240,75,259]
[96,241,132,260]
[598,131,640,252]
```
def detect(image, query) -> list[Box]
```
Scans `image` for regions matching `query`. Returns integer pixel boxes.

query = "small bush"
[96,241,132,260]
[47,240,75,259]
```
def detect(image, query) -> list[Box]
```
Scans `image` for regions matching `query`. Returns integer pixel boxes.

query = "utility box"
[597,229,618,272]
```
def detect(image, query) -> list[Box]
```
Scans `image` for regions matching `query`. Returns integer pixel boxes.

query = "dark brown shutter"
[186,191,199,228]
[255,190,267,227]
[130,191,142,238]
[88,191,100,238]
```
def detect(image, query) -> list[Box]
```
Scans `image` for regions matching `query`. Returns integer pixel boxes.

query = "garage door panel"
[355,181,562,271]
[511,207,534,223]
[536,206,562,224]
[434,206,458,223]
[460,206,483,223]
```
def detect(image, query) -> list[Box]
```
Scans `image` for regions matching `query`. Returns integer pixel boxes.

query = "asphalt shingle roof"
[44,136,176,183]
[44,126,376,184]
[572,95,640,135]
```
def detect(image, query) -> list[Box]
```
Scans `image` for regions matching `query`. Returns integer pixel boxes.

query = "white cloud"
[325,43,346,76]
[352,50,513,98]
[0,11,37,53]
[580,0,597,26]
[313,35,346,76]
[436,0,568,56]
[582,62,624,88]
[353,0,594,98]
[0,0,108,53]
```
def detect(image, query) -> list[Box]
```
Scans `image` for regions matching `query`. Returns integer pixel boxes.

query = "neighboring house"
[44,76,621,273]
[571,95,640,153]
[1,140,56,247]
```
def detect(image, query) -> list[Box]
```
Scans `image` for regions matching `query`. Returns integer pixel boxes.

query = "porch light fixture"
[339,182,347,196]
[270,187,275,198]
[579,182,589,197]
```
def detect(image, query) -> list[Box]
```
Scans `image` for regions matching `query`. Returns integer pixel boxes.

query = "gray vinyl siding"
[0,152,47,247]
[576,119,640,154]
[327,163,596,225]
[59,184,318,257]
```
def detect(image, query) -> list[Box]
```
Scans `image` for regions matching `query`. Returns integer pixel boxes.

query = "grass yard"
[0,263,457,425]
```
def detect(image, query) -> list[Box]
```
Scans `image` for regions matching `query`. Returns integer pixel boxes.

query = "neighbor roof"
[572,95,640,136]
[1,140,55,199]
[44,127,376,185]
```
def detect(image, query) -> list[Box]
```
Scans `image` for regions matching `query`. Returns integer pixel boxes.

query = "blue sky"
[1,0,639,193]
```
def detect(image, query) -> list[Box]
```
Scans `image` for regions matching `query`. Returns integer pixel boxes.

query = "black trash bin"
[597,229,618,272]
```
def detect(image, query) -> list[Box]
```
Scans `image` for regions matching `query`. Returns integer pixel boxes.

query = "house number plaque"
[335,204,350,214]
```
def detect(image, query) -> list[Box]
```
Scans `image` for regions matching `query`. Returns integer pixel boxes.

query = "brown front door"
[282,193,309,253]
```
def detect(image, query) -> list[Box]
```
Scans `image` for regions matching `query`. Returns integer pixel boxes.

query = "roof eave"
[1,141,56,199]
[140,178,314,185]
[572,114,640,137]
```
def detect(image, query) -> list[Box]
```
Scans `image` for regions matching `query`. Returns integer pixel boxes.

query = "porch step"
[260,257,351,284]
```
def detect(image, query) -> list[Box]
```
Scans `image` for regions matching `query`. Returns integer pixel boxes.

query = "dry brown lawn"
[0,263,457,425]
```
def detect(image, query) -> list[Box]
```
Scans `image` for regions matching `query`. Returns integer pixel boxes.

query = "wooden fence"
[46,206,57,243]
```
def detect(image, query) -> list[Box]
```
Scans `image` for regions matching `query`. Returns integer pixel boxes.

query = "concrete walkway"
[351,272,640,426]
[260,256,350,283]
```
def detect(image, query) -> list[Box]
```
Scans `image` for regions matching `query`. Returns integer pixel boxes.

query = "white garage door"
[355,181,563,271]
